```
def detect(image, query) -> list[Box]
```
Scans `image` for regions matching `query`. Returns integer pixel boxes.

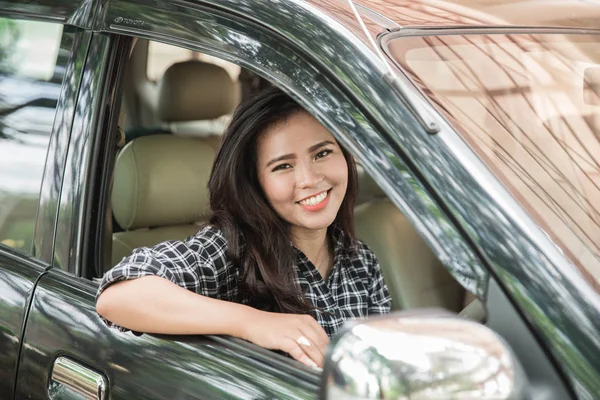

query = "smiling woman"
[96,86,391,369]
[257,112,348,249]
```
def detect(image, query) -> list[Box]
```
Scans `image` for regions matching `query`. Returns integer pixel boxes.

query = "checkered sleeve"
[97,225,238,331]
[358,242,392,315]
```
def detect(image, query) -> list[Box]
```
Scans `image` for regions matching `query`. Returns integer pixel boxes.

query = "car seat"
[354,170,471,314]
[110,134,215,267]
[108,60,237,269]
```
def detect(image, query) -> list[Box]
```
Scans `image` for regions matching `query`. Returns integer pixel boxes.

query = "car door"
[0,252,45,399]
[0,11,91,398]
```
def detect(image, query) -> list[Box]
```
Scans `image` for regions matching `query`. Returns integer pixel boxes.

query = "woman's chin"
[292,215,337,232]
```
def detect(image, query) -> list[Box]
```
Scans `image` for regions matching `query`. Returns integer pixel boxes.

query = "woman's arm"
[96,275,250,335]
[97,228,329,367]
[96,275,329,368]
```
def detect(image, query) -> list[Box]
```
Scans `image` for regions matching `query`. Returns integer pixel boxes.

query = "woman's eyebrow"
[266,153,295,167]
[308,140,334,153]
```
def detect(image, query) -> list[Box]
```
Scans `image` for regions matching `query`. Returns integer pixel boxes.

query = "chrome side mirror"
[321,311,528,399]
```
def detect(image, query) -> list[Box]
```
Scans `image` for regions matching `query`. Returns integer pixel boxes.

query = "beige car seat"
[354,170,468,313]
[109,60,238,268]
[110,135,215,267]
[157,60,237,150]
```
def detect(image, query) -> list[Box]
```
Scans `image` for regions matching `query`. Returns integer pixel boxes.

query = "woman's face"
[256,111,348,236]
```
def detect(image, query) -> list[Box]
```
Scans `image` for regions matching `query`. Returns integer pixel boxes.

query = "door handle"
[50,356,107,400]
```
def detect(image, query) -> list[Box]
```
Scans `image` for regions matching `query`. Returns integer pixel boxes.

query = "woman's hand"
[241,309,330,368]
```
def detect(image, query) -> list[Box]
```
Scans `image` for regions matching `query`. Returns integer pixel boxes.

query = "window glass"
[146,40,241,81]
[0,18,71,255]
[386,33,600,291]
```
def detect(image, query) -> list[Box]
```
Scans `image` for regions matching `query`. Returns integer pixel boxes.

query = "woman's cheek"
[332,155,349,184]
[264,174,295,204]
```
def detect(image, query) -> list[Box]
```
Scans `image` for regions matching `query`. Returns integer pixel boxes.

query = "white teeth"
[299,191,328,206]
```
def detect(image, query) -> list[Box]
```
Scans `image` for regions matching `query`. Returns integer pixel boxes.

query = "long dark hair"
[208,86,358,314]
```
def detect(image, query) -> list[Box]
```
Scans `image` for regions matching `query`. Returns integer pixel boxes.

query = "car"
[1,0,599,399]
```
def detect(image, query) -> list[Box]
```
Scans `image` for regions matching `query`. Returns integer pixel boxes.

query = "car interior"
[97,39,485,324]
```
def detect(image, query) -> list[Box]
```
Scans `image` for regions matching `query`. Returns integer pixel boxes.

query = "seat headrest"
[157,60,237,122]
[112,135,215,230]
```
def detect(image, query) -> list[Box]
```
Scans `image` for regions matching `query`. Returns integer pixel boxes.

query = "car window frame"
[48,31,325,385]
[65,0,491,378]
[92,0,488,297]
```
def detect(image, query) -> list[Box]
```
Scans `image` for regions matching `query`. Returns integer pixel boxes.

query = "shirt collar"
[292,224,351,264]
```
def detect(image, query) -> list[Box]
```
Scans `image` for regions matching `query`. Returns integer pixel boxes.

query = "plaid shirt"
[98,225,391,337]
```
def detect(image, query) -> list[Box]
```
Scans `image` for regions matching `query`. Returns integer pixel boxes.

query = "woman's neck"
[291,227,332,279]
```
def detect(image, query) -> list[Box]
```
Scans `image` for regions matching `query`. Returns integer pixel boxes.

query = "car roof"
[310,0,600,34]
[7,0,599,41]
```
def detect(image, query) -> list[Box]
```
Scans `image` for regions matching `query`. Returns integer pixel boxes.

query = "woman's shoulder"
[131,225,229,261]
[331,225,376,262]
[350,238,377,260]
[186,224,229,249]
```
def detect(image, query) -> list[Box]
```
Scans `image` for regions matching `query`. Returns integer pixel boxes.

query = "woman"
[96,87,391,368]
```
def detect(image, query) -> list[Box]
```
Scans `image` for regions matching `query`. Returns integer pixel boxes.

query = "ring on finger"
[296,335,311,347]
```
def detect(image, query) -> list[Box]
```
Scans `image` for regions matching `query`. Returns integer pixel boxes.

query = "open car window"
[104,39,474,322]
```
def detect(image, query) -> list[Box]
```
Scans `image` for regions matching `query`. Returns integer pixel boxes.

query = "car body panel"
[0,249,47,398]
[33,27,92,264]
[342,0,600,31]
[0,17,87,400]
[53,32,112,275]
[0,0,96,28]
[16,269,319,399]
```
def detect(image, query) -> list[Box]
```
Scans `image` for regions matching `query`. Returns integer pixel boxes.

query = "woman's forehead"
[258,112,335,152]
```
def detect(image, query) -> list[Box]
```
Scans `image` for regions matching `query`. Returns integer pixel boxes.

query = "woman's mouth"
[297,189,331,211]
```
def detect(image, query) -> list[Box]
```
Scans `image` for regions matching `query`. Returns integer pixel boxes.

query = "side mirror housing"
[321,310,528,399]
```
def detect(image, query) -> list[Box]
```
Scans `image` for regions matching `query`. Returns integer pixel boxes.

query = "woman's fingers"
[294,333,325,367]
[303,315,330,350]
[298,339,325,368]
[298,328,327,366]
[281,337,318,368]
[244,311,330,368]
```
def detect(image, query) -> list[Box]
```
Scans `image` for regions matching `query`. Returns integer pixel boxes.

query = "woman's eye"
[315,149,333,159]
[272,163,292,172]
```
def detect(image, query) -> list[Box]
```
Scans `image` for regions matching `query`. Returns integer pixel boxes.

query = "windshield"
[385,33,600,290]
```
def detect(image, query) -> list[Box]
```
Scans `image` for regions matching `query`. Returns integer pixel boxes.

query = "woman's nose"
[296,162,323,188]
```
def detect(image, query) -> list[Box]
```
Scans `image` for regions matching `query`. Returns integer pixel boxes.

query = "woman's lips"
[297,189,331,212]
